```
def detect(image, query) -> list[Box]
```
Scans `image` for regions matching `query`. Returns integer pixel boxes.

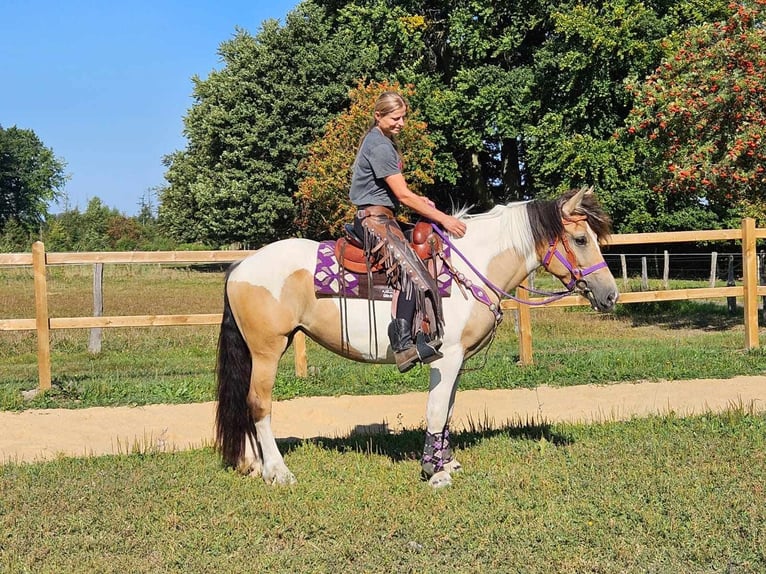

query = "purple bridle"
[541,216,609,291]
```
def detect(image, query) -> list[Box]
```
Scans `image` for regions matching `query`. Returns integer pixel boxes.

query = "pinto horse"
[215,187,619,487]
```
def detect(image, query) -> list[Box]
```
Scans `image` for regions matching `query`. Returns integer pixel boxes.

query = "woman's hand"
[384,173,467,237]
[440,214,467,238]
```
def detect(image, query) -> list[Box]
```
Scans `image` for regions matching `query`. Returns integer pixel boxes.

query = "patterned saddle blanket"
[314,240,452,300]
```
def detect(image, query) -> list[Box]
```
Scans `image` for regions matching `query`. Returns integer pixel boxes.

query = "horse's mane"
[460,189,612,250]
[526,188,612,246]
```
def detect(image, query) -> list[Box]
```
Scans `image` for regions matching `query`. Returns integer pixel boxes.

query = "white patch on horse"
[232,238,317,297]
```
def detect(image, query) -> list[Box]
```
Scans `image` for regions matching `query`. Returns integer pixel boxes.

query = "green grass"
[1,408,764,573]
[2,265,766,410]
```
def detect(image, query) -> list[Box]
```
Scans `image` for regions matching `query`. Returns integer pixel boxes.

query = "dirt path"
[2,376,765,464]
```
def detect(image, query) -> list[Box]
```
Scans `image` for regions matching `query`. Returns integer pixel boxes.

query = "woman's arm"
[384,173,467,237]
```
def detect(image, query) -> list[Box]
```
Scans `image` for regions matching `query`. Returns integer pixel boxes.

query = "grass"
[1,407,764,573]
[2,265,766,410]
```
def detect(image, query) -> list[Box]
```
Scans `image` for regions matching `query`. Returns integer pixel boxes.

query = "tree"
[326,0,729,212]
[159,3,384,247]
[294,80,435,239]
[159,0,738,242]
[624,0,766,228]
[0,125,67,233]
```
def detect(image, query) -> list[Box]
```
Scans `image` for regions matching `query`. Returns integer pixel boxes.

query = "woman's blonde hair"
[356,91,409,149]
[373,91,407,124]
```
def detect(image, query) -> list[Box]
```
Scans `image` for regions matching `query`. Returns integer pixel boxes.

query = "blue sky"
[1,0,299,216]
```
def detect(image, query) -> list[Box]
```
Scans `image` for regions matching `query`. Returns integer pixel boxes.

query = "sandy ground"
[1,376,765,464]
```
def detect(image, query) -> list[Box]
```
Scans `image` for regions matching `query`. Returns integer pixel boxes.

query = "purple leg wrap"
[421,427,453,477]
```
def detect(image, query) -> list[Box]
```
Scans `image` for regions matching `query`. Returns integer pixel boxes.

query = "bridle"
[541,215,609,291]
[431,214,609,321]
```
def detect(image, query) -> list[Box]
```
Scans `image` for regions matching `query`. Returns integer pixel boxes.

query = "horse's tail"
[215,263,254,467]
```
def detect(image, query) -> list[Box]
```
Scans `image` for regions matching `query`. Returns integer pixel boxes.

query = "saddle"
[335,221,443,274]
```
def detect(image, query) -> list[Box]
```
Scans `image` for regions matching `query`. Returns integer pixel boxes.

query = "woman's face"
[375,106,406,138]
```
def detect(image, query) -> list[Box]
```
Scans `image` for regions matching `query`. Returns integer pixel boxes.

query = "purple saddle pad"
[313,241,452,300]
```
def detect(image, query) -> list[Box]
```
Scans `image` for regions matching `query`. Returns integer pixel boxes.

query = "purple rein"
[431,217,607,314]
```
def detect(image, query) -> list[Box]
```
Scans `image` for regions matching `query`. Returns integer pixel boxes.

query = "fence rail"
[1,219,764,391]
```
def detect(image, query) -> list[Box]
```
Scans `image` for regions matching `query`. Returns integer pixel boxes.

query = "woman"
[349,91,467,372]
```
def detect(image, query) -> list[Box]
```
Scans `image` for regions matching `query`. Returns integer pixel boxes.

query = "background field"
[2,264,766,410]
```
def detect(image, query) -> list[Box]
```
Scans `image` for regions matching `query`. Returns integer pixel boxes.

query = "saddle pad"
[314,241,452,300]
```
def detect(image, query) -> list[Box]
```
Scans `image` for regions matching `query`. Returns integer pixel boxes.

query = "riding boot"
[388,318,419,373]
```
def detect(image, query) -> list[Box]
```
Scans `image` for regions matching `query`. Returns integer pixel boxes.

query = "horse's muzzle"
[578,280,619,312]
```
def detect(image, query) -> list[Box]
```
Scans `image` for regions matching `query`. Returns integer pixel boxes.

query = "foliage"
[624,0,766,228]
[294,80,435,239]
[40,197,177,252]
[0,125,67,234]
[157,0,744,242]
[159,3,384,248]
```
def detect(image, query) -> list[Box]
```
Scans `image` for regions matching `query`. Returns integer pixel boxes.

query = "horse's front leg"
[422,348,464,488]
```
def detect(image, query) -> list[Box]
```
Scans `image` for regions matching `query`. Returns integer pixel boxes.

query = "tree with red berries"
[626,0,766,227]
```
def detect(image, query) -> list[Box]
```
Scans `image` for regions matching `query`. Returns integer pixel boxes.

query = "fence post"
[741,218,759,350]
[709,252,718,288]
[727,256,737,314]
[517,279,533,365]
[32,241,52,390]
[662,250,669,290]
[88,263,104,354]
[620,254,628,289]
[760,252,766,324]
[641,257,649,291]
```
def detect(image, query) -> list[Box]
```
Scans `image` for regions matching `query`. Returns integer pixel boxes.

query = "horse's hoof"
[443,459,462,473]
[428,470,452,489]
[263,466,297,486]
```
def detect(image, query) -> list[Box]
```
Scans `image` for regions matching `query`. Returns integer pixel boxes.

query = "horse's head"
[536,187,619,312]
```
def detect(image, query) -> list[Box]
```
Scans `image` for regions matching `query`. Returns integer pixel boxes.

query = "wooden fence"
[2,218,765,391]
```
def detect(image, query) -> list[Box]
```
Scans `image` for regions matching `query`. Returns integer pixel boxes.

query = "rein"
[431,216,607,315]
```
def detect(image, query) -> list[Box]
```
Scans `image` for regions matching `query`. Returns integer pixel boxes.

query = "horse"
[215,187,619,488]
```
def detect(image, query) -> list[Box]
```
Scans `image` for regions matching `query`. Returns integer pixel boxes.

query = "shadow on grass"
[614,299,744,331]
[278,418,574,464]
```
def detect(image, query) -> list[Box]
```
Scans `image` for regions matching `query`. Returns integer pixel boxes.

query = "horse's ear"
[562,186,589,217]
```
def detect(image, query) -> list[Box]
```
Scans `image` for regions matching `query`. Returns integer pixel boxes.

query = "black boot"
[388,319,419,373]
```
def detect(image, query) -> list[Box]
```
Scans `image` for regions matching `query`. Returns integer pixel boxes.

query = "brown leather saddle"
[335,221,443,274]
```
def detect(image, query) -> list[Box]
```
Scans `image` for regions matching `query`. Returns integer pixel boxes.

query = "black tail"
[215,264,254,467]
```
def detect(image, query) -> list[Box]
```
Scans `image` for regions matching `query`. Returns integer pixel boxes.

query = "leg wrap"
[421,427,453,477]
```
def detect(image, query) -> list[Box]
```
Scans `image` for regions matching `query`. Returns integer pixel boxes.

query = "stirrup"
[415,332,443,365]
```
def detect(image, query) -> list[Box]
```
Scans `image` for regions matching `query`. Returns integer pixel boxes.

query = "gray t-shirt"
[349,128,401,209]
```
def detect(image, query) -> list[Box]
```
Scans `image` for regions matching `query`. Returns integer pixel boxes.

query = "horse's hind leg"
[228,280,299,485]
[248,349,296,485]
[238,433,261,477]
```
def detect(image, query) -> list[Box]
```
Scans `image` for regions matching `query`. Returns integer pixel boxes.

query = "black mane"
[525,189,612,248]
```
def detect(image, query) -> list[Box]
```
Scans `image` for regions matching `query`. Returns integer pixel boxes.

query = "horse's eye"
[574,235,588,247]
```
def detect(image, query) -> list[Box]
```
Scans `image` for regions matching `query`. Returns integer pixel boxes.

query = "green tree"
[160,2,383,247]
[294,80,435,239]
[0,125,67,234]
[624,0,766,228]
[328,0,728,214]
